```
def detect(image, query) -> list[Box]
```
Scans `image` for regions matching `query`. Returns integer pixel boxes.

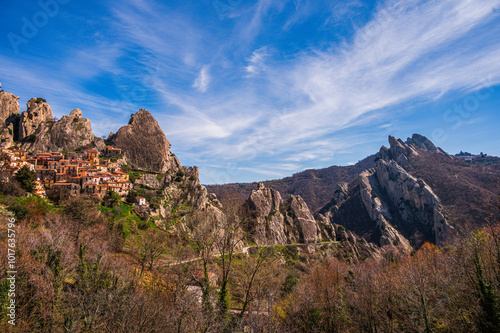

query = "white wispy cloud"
[263,0,500,153]
[193,0,500,180]
[245,47,270,77]
[193,65,211,92]
[3,0,499,183]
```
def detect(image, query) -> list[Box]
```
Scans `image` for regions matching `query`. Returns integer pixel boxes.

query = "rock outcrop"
[319,135,454,250]
[159,166,226,236]
[110,109,180,174]
[288,195,319,243]
[244,183,288,245]
[0,87,20,148]
[318,171,412,254]
[18,98,53,140]
[0,88,19,125]
[375,159,452,246]
[406,133,447,155]
[243,183,324,245]
[358,169,413,253]
[21,108,104,153]
[378,135,419,168]
[379,134,450,168]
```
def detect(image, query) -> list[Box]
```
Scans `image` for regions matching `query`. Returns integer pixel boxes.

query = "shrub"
[126,191,137,204]
[0,180,26,197]
[103,191,122,208]
[14,166,37,192]
[25,134,37,143]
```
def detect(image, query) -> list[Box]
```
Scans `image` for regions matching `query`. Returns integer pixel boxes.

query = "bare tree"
[214,193,246,320]
[136,228,168,274]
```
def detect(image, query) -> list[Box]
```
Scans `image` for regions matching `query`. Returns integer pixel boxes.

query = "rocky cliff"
[0,86,20,147]
[375,159,452,245]
[0,85,105,153]
[110,109,180,175]
[318,135,456,250]
[241,183,386,261]
[18,97,53,140]
[21,108,104,153]
[243,183,327,245]
[159,166,225,234]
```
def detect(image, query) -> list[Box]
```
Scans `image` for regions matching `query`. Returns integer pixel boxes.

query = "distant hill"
[209,134,500,248]
[207,154,377,213]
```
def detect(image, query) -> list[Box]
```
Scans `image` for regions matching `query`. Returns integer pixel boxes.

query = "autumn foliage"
[2,191,500,332]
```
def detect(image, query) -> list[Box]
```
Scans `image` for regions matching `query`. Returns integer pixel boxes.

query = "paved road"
[161,241,337,267]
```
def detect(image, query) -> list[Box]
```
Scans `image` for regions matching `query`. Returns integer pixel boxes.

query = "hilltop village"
[0,145,144,203]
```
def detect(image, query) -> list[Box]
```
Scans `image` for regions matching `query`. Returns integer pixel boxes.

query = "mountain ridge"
[2,84,499,253]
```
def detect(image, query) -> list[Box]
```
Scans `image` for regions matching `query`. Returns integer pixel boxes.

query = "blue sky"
[1,0,500,184]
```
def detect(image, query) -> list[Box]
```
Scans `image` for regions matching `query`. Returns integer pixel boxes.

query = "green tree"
[126,190,137,204]
[14,165,37,192]
[103,190,122,207]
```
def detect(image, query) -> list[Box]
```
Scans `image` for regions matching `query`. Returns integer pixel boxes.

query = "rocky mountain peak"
[379,134,448,167]
[21,104,104,153]
[0,89,19,125]
[406,133,448,156]
[19,97,53,140]
[375,159,453,246]
[0,87,20,147]
[110,109,179,174]
[69,108,83,118]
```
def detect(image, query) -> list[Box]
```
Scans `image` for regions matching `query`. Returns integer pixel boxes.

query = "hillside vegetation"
[2,186,500,332]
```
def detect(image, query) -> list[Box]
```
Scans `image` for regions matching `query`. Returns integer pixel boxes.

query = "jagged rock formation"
[318,173,411,254]
[110,109,180,174]
[211,133,498,256]
[18,98,53,140]
[243,183,325,245]
[244,183,288,245]
[0,88,19,125]
[406,133,448,156]
[319,135,455,250]
[159,166,225,234]
[288,194,319,243]
[0,87,104,152]
[379,134,450,168]
[0,87,20,147]
[378,136,419,168]
[375,159,452,245]
[358,169,413,252]
[21,108,104,153]
[104,111,227,236]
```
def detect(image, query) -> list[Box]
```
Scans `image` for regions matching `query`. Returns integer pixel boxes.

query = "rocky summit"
[18,97,53,140]
[0,86,20,148]
[110,109,181,175]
